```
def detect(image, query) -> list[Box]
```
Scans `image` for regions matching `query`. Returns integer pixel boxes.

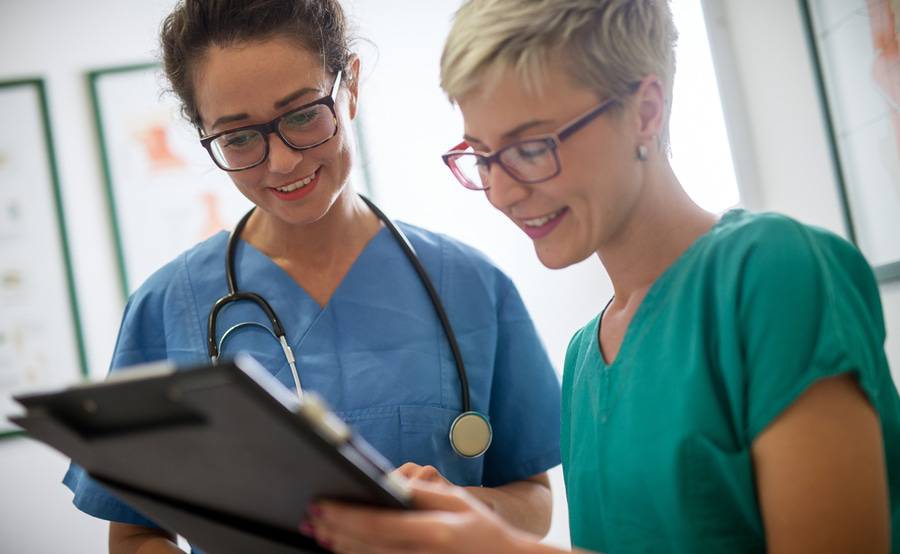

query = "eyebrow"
[273,86,321,109]
[463,119,552,146]
[209,86,322,131]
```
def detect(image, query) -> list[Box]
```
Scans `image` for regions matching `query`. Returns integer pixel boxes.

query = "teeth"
[276,172,316,193]
[523,209,563,228]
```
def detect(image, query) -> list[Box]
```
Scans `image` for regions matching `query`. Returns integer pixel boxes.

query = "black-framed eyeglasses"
[199,71,343,172]
[442,96,619,190]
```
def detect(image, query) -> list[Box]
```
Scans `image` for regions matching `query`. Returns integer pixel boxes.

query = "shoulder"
[705,210,884,339]
[701,210,874,293]
[396,222,502,271]
[396,221,515,295]
[127,231,229,314]
[705,210,856,265]
[115,232,228,358]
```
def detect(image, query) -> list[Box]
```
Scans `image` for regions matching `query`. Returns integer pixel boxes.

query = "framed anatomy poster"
[801,0,900,282]
[89,63,253,295]
[89,63,375,295]
[0,79,88,437]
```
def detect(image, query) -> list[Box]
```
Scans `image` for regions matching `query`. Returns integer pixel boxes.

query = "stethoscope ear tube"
[358,196,473,415]
[209,207,303,400]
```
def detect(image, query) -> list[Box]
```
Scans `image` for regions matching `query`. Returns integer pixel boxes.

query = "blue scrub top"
[64,222,561,530]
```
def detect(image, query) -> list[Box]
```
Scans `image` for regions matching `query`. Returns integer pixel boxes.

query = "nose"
[266,133,302,174]
[485,162,529,213]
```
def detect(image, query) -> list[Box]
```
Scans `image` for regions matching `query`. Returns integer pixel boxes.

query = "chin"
[534,244,589,270]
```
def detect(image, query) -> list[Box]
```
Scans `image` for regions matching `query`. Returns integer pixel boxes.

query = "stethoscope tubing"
[207,194,471,413]
[359,196,472,413]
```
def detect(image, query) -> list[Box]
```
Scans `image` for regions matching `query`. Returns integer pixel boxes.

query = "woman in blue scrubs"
[62,1,561,551]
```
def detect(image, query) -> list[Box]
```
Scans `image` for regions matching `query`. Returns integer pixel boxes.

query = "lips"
[269,168,320,201]
[518,207,569,240]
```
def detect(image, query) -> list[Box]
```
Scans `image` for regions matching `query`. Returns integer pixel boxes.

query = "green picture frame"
[0,78,88,439]
[800,0,900,283]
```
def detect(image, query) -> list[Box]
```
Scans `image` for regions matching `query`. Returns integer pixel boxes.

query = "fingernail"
[299,521,315,536]
[314,531,332,549]
[309,504,324,518]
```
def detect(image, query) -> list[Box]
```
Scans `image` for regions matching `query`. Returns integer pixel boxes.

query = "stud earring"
[637,144,649,161]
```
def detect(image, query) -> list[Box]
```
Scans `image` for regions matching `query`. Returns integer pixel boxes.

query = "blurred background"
[1,0,899,551]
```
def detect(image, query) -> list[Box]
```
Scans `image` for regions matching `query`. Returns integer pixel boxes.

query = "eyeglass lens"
[449,138,558,189]
[209,104,336,170]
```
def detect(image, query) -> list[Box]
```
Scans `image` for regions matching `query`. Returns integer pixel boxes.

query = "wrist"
[500,525,547,554]
[463,485,498,512]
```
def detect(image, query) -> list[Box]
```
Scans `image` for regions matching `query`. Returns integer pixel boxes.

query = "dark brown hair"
[160,0,353,127]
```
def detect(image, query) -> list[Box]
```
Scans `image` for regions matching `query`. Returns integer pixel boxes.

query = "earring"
[637,144,649,161]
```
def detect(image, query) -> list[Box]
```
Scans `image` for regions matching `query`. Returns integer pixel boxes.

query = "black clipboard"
[8,354,411,553]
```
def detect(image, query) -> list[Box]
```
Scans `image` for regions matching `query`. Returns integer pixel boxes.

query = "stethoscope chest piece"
[449,411,492,458]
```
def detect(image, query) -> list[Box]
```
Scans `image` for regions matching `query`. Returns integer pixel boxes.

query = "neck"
[597,161,718,305]
[243,188,381,268]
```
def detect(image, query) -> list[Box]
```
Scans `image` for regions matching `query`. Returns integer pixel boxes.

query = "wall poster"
[802,0,900,282]
[0,79,87,437]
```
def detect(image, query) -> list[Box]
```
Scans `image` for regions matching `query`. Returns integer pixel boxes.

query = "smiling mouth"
[273,169,318,193]
[522,208,567,228]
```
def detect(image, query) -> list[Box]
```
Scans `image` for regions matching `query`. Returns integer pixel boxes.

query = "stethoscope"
[206,194,492,458]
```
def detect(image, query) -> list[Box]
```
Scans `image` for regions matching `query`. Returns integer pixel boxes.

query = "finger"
[418,465,441,482]
[313,499,464,549]
[393,462,420,479]
[410,468,434,482]
[327,529,430,554]
[406,480,472,511]
[312,504,410,546]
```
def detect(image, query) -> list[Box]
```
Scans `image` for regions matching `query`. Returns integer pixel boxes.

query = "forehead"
[194,37,326,126]
[456,63,597,145]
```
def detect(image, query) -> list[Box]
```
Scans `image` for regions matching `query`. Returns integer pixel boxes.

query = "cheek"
[325,128,355,174]
[229,169,261,191]
[483,189,497,208]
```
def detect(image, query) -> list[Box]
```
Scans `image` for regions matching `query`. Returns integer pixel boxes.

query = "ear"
[633,75,665,150]
[347,54,361,120]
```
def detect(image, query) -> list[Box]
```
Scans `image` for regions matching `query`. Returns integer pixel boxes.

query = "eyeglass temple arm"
[331,70,343,97]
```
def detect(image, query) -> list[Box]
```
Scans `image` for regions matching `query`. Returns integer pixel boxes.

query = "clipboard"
[8,354,411,553]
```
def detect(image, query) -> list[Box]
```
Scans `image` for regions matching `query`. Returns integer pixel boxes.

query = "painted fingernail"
[309,504,324,518]
[299,521,315,536]
[314,529,332,548]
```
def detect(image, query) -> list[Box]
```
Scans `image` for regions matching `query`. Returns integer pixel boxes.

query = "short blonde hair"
[440,0,678,148]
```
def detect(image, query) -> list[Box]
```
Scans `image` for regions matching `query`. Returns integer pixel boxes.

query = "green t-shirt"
[561,210,900,553]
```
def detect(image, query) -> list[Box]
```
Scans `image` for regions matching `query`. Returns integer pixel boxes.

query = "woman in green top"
[306,0,900,552]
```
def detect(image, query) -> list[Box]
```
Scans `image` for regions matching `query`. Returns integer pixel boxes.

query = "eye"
[284,108,319,127]
[222,131,260,149]
[474,156,491,168]
[515,142,550,159]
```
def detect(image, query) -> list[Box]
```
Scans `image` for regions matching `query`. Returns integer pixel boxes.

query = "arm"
[465,472,552,536]
[109,523,184,554]
[752,374,891,554]
[395,463,552,535]
[308,480,594,554]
